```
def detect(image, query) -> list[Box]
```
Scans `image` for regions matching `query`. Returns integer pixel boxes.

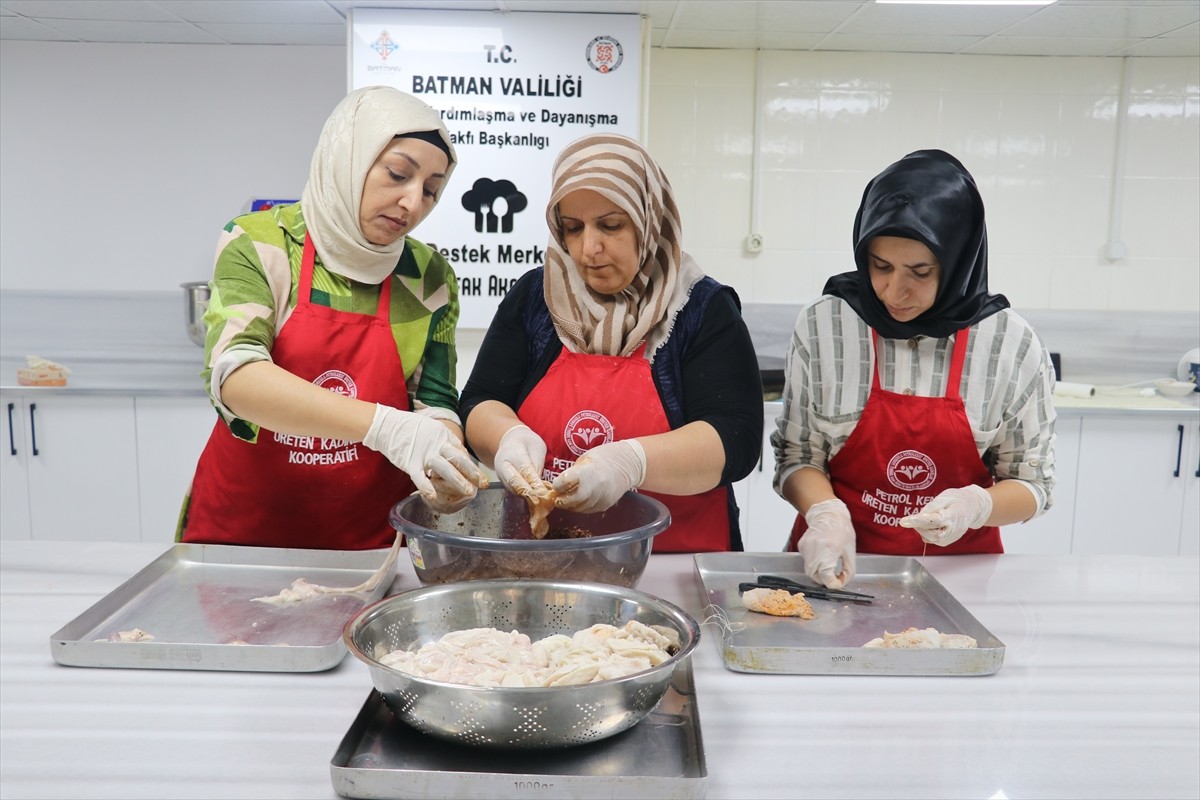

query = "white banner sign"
[349,8,643,328]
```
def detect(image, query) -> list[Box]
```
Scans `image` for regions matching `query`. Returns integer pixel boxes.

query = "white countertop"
[762,386,1198,417]
[4,356,1197,416]
[0,355,208,396]
[2,541,1197,800]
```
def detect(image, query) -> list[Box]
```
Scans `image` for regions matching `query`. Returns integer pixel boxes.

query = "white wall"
[0,41,345,292]
[648,49,1200,313]
[2,41,1197,313]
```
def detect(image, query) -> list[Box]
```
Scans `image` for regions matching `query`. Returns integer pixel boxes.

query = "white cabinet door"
[1179,421,1199,556]
[736,405,798,553]
[1072,414,1195,555]
[1001,416,1080,555]
[1,394,33,540]
[134,396,215,542]
[14,394,141,541]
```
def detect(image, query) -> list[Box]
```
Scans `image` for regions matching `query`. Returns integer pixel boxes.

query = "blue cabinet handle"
[29,403,38,457]
[6,403,14,456]
[1174,424,1183,478]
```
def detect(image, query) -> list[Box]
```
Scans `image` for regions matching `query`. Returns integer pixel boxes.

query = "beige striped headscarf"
[544,134,705,360]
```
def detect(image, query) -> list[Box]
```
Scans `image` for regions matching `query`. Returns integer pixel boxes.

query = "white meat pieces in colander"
[379,620,680,687]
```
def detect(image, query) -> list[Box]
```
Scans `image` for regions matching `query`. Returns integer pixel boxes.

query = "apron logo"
[563,410,613,456]
[886,449,937,491]
[313,370,358,398]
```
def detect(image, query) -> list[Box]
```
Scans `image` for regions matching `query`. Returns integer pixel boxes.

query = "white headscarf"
[544,134,704,360]
[300,86,456,284]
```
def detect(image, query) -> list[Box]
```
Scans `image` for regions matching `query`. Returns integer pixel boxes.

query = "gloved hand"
[425,462,485,514]
[798,498,856,589]
[362,404,487,513]
[551,439,647,514]
[899,484,993,548]
[494,424,549,498]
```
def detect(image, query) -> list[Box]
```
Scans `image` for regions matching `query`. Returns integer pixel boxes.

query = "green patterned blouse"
[201,202,462,442]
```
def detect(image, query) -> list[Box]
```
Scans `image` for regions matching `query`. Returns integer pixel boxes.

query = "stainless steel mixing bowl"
[389,484,671,588]
[343,579,700,748]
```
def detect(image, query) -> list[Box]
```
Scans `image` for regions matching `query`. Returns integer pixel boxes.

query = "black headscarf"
[823,149,1009,339]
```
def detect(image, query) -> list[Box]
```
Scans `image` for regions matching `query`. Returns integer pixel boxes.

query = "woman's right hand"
[362,404,487,511]
[493,424,548,497]
[798,498,857,589]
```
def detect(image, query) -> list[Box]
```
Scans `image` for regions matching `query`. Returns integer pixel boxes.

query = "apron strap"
[870,330,883,391]
[299,234,318,304]
[945,328,970,400]
[376,274,392,319]
[301,233,393,320]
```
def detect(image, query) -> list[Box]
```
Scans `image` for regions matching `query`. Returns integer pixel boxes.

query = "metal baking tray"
[49,543,397,672]
[694,553,1004,676]
[330,657,707,799]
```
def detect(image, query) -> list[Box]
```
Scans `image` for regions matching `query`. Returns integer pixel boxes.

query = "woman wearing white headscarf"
[460,134,763,552]
[180,86,486,550]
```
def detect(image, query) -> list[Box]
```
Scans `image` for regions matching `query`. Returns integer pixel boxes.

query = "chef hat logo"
[461,178,528,233]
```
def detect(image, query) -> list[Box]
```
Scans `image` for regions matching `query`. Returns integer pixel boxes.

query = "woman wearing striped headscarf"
[459,134,763,552]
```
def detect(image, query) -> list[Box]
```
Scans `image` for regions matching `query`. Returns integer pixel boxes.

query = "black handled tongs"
[738,574,874,604]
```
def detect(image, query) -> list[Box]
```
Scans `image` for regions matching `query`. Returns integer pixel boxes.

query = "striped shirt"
[202,203,462,442]
[770,296,1057,515]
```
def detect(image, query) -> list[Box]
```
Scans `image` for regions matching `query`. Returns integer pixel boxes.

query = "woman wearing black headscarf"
[772,150,1057,588]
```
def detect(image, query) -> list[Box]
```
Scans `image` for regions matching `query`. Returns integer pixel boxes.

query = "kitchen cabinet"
[1000,416,1080,555]
[734,405,798,552]
[1072,413,1199,555]
[1176,418,1199,556]
[0,391,140,541]
[1,396,32,539]
[134,396,215,542]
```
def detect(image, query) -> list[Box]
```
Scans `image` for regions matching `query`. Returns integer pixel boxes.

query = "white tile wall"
[646,49,1200,312]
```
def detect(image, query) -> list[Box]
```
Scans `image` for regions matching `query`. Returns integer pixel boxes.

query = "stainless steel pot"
[181,281,210,347]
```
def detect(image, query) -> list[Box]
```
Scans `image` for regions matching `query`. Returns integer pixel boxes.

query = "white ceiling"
[0,0,1196,57]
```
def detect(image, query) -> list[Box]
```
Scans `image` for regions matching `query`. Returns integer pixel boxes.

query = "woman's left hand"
[552,440,647,514]
[899,484,993,547]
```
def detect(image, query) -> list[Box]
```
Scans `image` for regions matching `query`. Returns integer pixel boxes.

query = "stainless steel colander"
[343,579,700,749]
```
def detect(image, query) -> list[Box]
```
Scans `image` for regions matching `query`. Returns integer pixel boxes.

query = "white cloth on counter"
[1053,381,1095,398]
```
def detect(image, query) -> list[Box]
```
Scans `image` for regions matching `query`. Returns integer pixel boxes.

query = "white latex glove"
[551,439,647,514]
[362,404,487,513]
[899,484,993,548]
[494,424,549,498]
[798,498,857,590]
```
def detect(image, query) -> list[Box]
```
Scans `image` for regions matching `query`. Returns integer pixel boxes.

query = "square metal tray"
[694,553,1004,676]
[330,657,707,799]
[49,543,396,672]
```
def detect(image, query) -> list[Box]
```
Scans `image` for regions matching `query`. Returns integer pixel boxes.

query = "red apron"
[184,234,413,550]
[787,328,1002,555]
[518,344,730,553]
